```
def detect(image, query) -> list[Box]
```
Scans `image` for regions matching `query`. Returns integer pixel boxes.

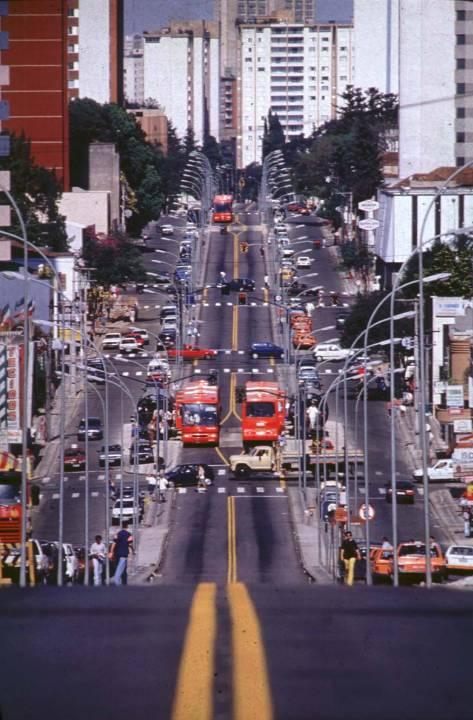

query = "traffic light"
[238,292,247,305]
[208,370,218,386]
[240,241,248,253]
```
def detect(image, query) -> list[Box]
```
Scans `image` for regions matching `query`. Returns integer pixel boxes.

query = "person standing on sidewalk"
[340,531,361,586]
[90,534,107,586]
[158,468,168,502]
[110,522,134,586]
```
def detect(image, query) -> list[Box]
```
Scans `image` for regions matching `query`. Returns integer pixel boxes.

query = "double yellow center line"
[227,495,237,583]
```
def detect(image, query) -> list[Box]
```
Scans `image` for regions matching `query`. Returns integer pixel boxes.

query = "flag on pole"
[0,303,11,329]
[27,299,35,317]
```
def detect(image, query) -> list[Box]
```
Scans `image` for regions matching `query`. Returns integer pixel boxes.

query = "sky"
[124,0,353,35]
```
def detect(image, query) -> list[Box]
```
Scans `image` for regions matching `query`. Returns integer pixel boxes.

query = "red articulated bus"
[212,194,234,224]
[241,381,286,446]
[175,380,220,446]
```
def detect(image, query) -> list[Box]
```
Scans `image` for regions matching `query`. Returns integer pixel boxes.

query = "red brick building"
[0,0,70,189]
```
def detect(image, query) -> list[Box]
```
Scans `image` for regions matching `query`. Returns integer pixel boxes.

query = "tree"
[262,111,285,159]
[183,126,197,158]
[202,134,221,170]
[0,133,68,251]
[159,121,186,212]
[82,231,146,287]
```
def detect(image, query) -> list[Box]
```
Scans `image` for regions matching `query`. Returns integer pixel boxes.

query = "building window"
[456,156,465,167]
[456,131,465,143]
[457,9,466,21]
[457,107,466,118]
[457,83,466,94]
[457,34,466,45]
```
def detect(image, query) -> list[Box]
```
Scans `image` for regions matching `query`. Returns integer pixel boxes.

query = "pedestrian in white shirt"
[90,534,107,586]
[158,470,168,502]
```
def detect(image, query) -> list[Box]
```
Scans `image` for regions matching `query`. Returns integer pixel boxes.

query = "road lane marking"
[237,487,245,493]
[218,487,227,493]
[215,446,230,466]
[217,468,226,475]
[221,372,235,425]
[178,488,187,494]
[171,583,216,720]
[228,583,274,720]
[91,491,99,497]
[232,304,239,351]
[227,495,237,583]
[256,487,264,493]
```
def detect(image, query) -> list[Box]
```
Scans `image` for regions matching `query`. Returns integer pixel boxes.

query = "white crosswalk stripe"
[217,469,226,475]
[91,491,99,497]
[178,488,187,494]
[72,492,80,498]
[276,487,284,493]
[52,493,60,499]
[218,487,227,493]
[378,487,386,495]
[237,487,245,493]
[42,477,50,484]
[256,487,264,493]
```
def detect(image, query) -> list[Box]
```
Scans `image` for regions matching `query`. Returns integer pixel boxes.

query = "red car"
[124,331,145,347]
[168,344,218,361]
[64,446,86,472]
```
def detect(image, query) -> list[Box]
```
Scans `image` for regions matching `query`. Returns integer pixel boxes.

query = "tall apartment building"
[238,21,354,167]
[143,21,220,145]
[124,34,144,105]
[67,0,124,104]
[0,0,69,188]
[283,0,315,23]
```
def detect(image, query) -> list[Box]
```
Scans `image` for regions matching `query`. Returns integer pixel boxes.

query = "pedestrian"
[340,530,361,587]
[90,534,107,586]
[462,506,472,538]
[146,472,157,496]
[158,469,168,502]
[197,464,207,492]
[381,537,393,550]
[219,271,226,284]
[259,247,265,258]
[110,521,134,586]
[109,476,116,502]
[264,275,269,289]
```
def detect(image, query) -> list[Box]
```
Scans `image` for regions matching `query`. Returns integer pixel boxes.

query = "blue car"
[249,342,284,359]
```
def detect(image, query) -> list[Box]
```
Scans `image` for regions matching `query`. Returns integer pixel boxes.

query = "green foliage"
[262,111,286,159]
[202,134,222,170]
[292,86,398,207]
[0,133,68,251]
[402,235,473,301]
[82,231,146,287]
[341,291,414,349]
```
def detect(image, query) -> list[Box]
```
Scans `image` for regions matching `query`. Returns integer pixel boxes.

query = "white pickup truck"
[229,446,276,479]
[413,459,455,482]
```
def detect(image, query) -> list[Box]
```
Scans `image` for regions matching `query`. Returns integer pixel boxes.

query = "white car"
[412,459,455,482]
[160,224,174,236]
[281,247,295,258]
[162,316,177,330]
[445,545,473,572]
[119,337,141,354]
[111,498,141,525]
[296,256,312,268]
[275,225,288,236]
[313,343,353,362]
[102,332,122,350]
[186,222,197,230]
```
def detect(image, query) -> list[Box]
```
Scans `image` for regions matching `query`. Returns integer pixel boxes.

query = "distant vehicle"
[298,366,320,384]
[98,444,122,467]
[146,358,171,386]
[64,446,86,472]
[149,271,172,285]
[287,202,306,213]
[287,282,319,299]
[385,480,415,504]
[445,545,473,573]
[160,224,174,236]
[166,463,215,487]
[119,337,141,354]
[274,224,289,236]
[412,459,455,482]
[226,278,256,292]
[102,332,122,350]
[77,417,103,441]
[161,316,178,330]
[128,328,150,345]
[174,266,191,282]
[292,331,317,349]
[249,342,284,359]
[313,343,353,362]
[281,247,295,258]
[111,498,142,525]
[212,194,234,224]
[158,329,177,349]
[335,309,350,330]
[129,442,154,465]
[371,547,395,583]
[397,541,446,582]
[123,331,144,347]
[160,305,178,320]
[85,358,106,384]
[229,445,276,479]
[175,380,220,446]
[167,344,217,361]
[296,256,311,268]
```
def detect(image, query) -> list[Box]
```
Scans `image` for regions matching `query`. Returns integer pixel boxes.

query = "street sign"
[358,218,380,231]
[446,385,464,408]
[454,420,473,434]
[359,503,375,521]
[358,199,379,212]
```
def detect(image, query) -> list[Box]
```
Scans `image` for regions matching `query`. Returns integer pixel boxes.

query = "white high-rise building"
[238,21,354,167]
[124,35,144,105]
[143,21,220,145]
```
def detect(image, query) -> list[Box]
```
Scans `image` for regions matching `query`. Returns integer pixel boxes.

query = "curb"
[286,487,334,585]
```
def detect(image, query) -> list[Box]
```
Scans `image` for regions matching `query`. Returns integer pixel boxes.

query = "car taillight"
[406,490,414,494]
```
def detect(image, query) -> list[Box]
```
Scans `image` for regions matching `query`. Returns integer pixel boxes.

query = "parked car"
[111,498,142,525]
[335,309,350,330]
[298,366,320,384]
[249,342,284,359]
[385,480,416,504]
[412,459,455,482]
[77,417,103,441]
[281,247,295,258]
[313,343,353,362]
[160,224,174,236]
[102,332,122,350]
[64,445,86,472]
[296,256,312,268]
[98,444,122,467]
[166,463,215,487]
[129,442,154,464]
[160,305,178,321]
[119,337,141,354]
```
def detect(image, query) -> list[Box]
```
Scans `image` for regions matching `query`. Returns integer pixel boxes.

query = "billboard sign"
[446,385,464,408]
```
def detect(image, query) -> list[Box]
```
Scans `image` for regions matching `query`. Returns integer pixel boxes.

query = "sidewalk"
[286,487,333,584]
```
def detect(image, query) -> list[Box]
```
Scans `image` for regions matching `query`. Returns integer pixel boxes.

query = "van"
[160,305,177,321]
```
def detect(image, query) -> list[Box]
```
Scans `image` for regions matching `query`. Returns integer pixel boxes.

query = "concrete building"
[238,20,354,167]
[143,21,220,145]
[128,108,168,151]
[59,189,111,235]
[67,0,124,104]
[0,0,69,188]
[88,143,120,229]
[124,34,144,105]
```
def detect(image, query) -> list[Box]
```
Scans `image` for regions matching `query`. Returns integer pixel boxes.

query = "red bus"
[212,194,234,224]
[241,381,286,445]
[175,380,220,446]
[0,470,22,543]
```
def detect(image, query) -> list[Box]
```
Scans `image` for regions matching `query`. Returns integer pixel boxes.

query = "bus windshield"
[246,402,275,418]
[181,404,218,426]
[214,200,232,213]
[0,483,20,504]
